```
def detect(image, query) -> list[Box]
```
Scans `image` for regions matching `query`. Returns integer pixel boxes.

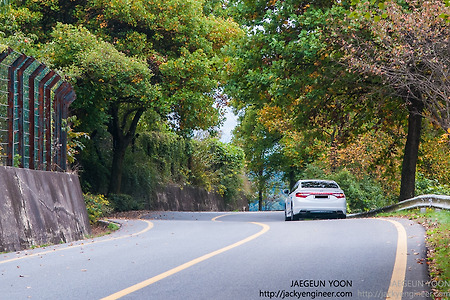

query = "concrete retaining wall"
[152,184,248,212]
[0,166,90,252]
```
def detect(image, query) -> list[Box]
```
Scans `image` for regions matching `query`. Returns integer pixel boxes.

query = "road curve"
[0,211,430,300]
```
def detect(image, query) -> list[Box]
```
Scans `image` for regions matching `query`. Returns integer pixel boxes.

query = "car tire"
[285,211,291,221]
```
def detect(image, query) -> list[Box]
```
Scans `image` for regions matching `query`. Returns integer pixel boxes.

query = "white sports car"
[284,180,347,221]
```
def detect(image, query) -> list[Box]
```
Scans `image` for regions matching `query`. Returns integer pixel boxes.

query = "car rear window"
[301,181,338,189]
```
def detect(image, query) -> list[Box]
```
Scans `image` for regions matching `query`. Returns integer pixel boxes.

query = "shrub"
[328,169,390,213]
[300,164,392,213]
[416,173,450,196]
[83,193,113,224]
[108,193,144,212]
[139,131,190,183]
[190,138,245,202]
[121,151,157,207]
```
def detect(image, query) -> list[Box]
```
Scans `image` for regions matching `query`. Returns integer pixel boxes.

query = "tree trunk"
[330,127,338,172]
[107,104,145,195]
[258,187,263,211]
[258,168,264,211]
[399,98,424,201]
[109,140,127,195]
[289,167,296,191]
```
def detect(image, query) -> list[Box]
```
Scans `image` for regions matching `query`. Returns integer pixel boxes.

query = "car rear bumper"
[294,209,346,219]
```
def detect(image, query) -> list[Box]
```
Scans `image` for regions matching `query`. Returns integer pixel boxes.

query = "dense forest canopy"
[1,0,449,212]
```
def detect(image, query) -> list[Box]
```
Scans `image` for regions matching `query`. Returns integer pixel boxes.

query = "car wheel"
[285,211,291,221]
[290,203,297,221]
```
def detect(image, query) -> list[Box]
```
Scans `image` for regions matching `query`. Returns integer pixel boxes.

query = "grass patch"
[107,222,120,231]
[30,243,51,250]
[379,208,450,299]
[85,220,121,239]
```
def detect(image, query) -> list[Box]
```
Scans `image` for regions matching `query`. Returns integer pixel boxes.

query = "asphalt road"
[0,212,431,300]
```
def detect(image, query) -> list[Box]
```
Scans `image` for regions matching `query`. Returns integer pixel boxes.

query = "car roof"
[296,179,337,184]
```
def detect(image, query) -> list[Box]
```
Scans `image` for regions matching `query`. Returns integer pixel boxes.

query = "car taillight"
[295,193,310,198]
[295,192,345,198]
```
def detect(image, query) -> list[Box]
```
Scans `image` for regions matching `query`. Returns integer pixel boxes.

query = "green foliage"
[8,0,450,212]
[120,151,157,205]
[119,134,166,208]
[45,22,165,194]
[190,138,245,202]
[0,4,40,53]
[13,154,21,167]
[427,212,450,297]
[77,127,111,194]
[108,193,144,212]
[225,0,399,205]
[63,116,89,165]
[83,0,242,137]
[159,48,223,135]
[328,170,388,213]
[139,131,190,183]
[300,163,327,179]
[0,0,241,196]
[47,23,162,129]
[415,173,450,196]
[216,143,246,201]
[115,132,246,207]
[232,106,283,208]
[83,193,113,224]
[107,222,120,231]
[300,165,390,213]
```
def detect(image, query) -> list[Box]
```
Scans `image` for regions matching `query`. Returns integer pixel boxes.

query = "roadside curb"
[97,219,122,229]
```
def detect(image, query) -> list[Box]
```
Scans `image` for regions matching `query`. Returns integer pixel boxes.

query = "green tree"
[47,24,162,194]
[225,0,400,196]
[191,138,246,202]
[83,0,242,137]
[233,107,282,210]
[335,0,450,200]
[1,0,242,195]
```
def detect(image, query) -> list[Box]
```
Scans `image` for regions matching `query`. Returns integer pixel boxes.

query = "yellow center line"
[379,218,408,300]
[211,213,235,222]
[101,221,270,300]
[0,219,154,265]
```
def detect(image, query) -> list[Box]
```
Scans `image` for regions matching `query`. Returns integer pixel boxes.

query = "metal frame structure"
[0,48,76,171]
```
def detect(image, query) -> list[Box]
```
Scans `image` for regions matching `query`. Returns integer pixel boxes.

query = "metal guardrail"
[348,194,450,218]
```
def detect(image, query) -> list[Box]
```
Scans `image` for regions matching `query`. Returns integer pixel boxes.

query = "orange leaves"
[332,130,404,191]
[131,75,143,84]
[257,104,291,134]
[338,0,450,135]
[303,85,313,93]
[419,129,450,184]
[308,71,319,79]
[267,0,278,8]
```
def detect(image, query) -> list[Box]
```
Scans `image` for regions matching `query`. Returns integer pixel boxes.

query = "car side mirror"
[283,189,290,195]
